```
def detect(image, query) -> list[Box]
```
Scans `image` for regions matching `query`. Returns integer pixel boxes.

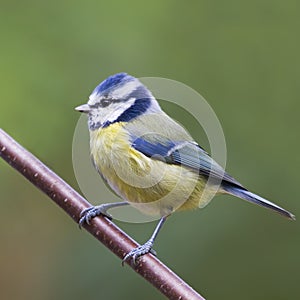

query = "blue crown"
[93,73,135,95]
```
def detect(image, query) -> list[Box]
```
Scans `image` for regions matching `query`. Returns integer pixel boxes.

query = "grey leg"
[79,202,129,228]
[122,216,168,265]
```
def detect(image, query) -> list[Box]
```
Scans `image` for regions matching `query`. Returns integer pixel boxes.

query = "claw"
[79,207,93,218]
[78,205,112,229]
[122,240,156,266]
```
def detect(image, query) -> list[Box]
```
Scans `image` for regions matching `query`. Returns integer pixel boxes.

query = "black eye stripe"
[88,100,111,109]
[89,98,126,109]
[101,99,111,107]
[88,103,101,109]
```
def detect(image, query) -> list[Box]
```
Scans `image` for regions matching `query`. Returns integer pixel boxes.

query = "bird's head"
[75,73,161,130]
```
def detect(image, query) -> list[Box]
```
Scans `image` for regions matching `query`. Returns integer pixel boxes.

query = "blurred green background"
[0,1,299,299]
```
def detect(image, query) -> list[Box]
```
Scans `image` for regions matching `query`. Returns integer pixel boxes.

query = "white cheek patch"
[110,80,141,99]
[106,97,137,123]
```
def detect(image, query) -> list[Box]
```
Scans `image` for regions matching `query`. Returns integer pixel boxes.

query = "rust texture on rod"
[0,128,205,300]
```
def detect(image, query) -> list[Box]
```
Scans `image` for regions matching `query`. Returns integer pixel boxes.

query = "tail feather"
[223,185,295,220]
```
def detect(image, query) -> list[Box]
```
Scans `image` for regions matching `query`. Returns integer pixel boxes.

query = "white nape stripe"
[145,97,162,113]
[110,80,141,100]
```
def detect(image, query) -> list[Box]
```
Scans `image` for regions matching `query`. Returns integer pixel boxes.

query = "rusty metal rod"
[0,129,205,300]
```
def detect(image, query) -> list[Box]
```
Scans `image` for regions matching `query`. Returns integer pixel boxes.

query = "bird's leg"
[122,216,168,266]
[79,201,129,228]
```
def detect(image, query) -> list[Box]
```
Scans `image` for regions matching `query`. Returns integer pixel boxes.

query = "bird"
[75,72,295,265]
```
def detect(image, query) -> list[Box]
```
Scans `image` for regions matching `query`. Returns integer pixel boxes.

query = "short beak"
[75,104,90,113]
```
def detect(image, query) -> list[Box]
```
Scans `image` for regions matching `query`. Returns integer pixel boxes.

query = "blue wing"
[132,136,244,188]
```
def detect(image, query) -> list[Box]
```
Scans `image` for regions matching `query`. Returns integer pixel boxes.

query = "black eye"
[101,99,111,107]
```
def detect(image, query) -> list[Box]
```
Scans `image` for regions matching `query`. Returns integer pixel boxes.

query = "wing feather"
[132,137,243,188]
[125,113,244,188]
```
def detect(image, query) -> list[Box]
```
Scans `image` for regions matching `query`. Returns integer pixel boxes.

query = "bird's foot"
[79,205,112,228]
[122,240,157,266]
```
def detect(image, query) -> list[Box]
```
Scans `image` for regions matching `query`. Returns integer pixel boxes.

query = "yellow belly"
[90,123,215,217]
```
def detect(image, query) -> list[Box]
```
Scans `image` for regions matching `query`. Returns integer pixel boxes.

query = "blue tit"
[75,73,295,264]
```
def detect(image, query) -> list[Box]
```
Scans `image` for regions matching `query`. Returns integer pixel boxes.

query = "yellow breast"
[90,123,215,217]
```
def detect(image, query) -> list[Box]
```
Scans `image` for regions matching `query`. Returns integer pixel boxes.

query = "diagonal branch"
[0,129,205,300]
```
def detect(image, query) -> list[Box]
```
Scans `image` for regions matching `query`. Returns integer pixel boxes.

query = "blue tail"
[222,185,295,220]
